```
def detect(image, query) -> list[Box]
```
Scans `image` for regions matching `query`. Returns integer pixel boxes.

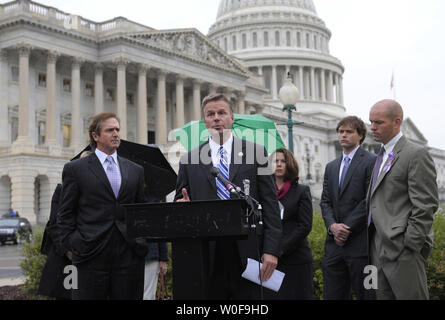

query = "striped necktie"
[105,155,121,198]
[216,146,230,200]
[339,157,350,189]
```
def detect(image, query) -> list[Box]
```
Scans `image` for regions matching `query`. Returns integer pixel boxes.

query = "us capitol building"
[0,0,444,224]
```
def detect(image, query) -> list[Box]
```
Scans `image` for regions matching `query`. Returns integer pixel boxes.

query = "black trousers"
[322,253,369,300]
[264,262,313,300]
[72,226,145,300]
[207,240,260,300]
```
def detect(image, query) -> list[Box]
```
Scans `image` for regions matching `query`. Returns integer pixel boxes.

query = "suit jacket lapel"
[117,156,128,199]
[200,142,216,190]
[372,136,406,196]
[332,157,341,201]
[88,153,115,198]
[229,138,244,182]
[339,147,363,196]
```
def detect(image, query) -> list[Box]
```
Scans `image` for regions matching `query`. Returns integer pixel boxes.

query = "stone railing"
[0,0,153,37]
[0,146,11,155]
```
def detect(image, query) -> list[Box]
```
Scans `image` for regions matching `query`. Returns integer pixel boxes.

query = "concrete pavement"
[0,276,25,287]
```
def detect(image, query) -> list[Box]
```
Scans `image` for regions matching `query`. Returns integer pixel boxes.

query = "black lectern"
[124,199,248,300]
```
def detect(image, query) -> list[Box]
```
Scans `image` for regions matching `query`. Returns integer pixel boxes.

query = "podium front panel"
[124,199,248,241]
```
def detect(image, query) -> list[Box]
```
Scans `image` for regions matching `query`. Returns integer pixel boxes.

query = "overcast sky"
[3,0,444,149]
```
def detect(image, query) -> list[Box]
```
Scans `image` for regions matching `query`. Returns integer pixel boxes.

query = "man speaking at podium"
[175,93,282,300]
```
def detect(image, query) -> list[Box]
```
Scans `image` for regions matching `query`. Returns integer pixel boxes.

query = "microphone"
[210,167,239,194]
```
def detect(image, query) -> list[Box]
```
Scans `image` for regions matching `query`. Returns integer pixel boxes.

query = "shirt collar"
[209,134,233,154]
[383,132,403,155]
[342,145,360,162]
[95,148,118,165]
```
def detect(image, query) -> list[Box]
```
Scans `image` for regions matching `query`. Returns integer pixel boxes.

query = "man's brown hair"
[336,116,367,145]
[88,112,120,149]
[273,148,300,183]
[201,93,233,115]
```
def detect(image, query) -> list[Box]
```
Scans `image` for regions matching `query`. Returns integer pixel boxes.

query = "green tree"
[308,205,326,300]
[19,226,49,299]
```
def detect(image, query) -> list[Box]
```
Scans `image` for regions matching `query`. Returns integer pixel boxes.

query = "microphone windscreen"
[210,167,220,177]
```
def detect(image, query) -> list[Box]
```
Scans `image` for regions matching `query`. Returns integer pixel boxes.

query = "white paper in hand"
[241,258,285,292]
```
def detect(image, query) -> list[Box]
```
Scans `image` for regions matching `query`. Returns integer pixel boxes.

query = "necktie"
[339,157,350,189]
[216,146,230,200]
[105,155,121,198]
[368,146,385,226]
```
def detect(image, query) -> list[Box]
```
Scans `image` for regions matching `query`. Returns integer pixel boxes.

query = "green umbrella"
[172,114,285,154]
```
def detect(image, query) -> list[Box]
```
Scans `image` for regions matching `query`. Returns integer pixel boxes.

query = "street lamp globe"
[279,74,299,106]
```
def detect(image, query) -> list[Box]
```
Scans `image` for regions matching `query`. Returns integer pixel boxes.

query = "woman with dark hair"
[265,148,314,300]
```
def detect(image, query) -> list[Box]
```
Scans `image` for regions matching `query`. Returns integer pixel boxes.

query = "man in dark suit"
[38,183,72,300]
[320,116,376,300]
[57,112,147,300]
[175,93,282,299]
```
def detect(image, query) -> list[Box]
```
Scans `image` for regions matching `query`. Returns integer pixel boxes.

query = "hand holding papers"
[241,258,285,292]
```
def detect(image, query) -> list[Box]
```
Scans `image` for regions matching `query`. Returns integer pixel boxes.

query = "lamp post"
[278,73,303,153]
[303,145,314,183]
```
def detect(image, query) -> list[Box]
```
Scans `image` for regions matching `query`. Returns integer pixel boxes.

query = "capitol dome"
[217,0,317,18]
[208,0,346,120]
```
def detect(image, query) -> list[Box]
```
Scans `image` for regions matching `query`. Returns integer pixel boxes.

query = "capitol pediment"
[402,118,428,145]
[128,29,247,76]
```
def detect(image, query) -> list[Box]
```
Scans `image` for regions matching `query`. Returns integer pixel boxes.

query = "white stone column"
[327,70,333,102]
[320,69,326,102]
[271,65,278,100]
[94,63,104,114]
[237,92,246,115]
[156,70,167,145]
[335,73,340,104]
[192,80,201,120]
[298,66,304,100]
[137,64,148,144]
[70,57,83,152]
[115,58,128,140]
[0,50,8,146]
[45,51,59,148]
[10,170,36,224]
[208,83,217,95]
[310,67,316,101]
[14,44,33,147]
[339,75,344,105]
[175,75,185,128]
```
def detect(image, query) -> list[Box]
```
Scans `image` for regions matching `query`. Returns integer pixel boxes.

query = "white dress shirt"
[378,132,403,175]
[338,145,360,185]
[209,134,233,169]
[95,148,122,178]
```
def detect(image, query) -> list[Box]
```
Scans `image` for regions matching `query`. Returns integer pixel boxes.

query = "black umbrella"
[72,140,177,199]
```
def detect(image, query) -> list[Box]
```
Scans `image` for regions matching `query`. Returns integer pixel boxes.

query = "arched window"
[232,35,237,50]
[286,31,291,47]
[242,33,247,49]
[275,31,280,46]
[253,32,258,47]
[297,32,301,47]
[264,31,269,47]
[224,37,228,51]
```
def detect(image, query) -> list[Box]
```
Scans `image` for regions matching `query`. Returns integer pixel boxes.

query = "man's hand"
[158,261,168,275]
[260,254,278,282]
[334,236,345,247]
[330,223,351,245]
[176,188,190,202]
[66,251,73,261]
